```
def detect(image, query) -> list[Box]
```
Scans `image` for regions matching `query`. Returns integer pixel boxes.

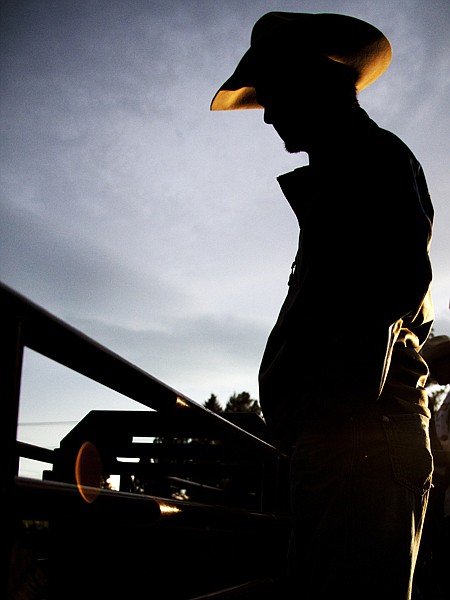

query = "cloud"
[0,202,194,329]
[71,310,267,402]
[1,0,449,454]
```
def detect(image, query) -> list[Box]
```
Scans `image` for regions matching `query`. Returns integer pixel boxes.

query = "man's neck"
[306,106,369,167]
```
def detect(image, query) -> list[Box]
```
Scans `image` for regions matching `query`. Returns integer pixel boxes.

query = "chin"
[284,141,303,154]
[281,133,306,154]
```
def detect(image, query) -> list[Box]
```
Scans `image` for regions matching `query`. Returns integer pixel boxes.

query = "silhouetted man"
[211,12,434,600]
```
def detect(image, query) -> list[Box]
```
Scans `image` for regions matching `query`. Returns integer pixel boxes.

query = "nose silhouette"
[263,107,273,125]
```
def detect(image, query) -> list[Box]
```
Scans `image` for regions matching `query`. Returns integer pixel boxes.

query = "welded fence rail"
[1,282,290,599]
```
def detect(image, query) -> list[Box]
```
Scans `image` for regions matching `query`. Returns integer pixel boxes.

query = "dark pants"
[288,413,433,600]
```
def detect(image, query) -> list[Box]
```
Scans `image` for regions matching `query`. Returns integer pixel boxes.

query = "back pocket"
[382,413,433,496]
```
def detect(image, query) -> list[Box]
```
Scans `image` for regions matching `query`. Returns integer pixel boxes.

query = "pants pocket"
[382,413,433,496]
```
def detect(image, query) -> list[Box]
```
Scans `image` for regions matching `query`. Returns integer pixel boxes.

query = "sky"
[1,0,449,471]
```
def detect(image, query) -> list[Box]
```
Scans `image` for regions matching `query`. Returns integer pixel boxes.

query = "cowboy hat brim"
[210,12,392,111]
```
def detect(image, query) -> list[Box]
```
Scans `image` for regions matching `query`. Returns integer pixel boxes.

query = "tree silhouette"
[204,393,223,413]
[224,391,261,415]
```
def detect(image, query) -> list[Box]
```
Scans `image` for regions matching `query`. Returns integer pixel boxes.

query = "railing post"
[0,311,24,597]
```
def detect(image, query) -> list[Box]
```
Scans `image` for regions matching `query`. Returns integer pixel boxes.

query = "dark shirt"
[258,109,434,451]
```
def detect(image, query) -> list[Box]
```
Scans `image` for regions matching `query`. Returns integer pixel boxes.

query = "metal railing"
[1,282,289,599]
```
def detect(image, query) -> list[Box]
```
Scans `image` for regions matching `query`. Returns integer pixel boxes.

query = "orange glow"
[210,87,261,111]
[176,396,190,408]
[158,502,182,515]
[75,440,102,503]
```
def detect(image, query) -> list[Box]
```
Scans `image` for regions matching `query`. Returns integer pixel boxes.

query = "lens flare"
[75,441,102,503]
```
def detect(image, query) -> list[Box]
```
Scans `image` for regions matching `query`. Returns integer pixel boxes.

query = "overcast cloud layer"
[1,0,449,448]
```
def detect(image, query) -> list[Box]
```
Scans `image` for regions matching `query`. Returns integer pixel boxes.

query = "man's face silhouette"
[256,79,318,154]
[254,55,353,154]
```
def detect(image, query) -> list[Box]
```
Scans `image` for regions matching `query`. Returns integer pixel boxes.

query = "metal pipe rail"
[1,282,289,599]
[0,282,284,453]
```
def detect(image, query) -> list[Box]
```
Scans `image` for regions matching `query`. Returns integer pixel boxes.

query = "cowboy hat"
[210,12,392,111]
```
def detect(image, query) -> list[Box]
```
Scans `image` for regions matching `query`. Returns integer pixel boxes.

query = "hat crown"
[210,12,392,111]
[251,12,391,78]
